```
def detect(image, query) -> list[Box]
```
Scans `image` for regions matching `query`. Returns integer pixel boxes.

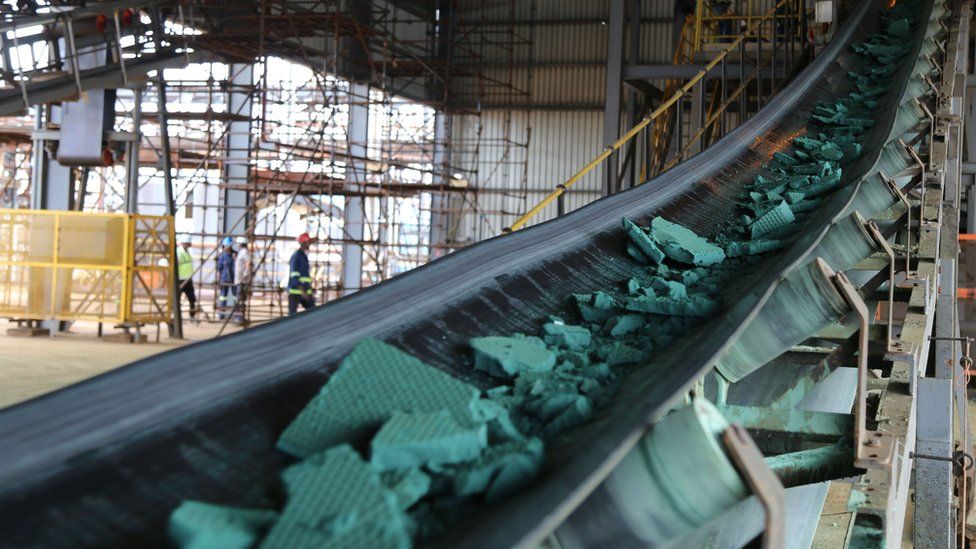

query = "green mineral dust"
[169,5,919,548]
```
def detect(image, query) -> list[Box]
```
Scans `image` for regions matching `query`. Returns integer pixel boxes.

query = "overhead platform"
[0,0,969,547]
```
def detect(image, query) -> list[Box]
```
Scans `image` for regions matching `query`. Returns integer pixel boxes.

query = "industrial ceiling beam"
[0,49,208,118]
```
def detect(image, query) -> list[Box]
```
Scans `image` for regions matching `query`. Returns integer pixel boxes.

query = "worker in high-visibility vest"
[287,232,315,315]
[176,234,198,320]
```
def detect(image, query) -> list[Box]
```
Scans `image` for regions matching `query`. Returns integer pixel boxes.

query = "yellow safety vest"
[177,248,194,280]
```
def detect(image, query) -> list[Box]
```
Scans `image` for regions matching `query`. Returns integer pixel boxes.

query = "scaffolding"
[0,0,535,330]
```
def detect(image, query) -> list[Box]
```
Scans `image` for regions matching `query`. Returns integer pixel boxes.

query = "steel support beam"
[915,377,955,548]
[429,112,451,259]
[602,0,626,196]
[620,0,641,190]
[623,63,789,81]
[125,88,143,214]
[221,64,254,237]
[0,50,204,118]
[341,82,369,296]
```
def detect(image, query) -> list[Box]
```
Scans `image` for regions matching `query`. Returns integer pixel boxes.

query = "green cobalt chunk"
[277,338,481,459]
[887,18,911,39]
[724,239,784,257]
[261,445,410,549]
[749,201,795,239]
[170,501,277,549]
[649,217,726,267]
[371,410,488,471]
[605,313,644,336]
[541,394,593,437]
[541,320,592,350]
[450,437,545,502]
[622,217,666,264]
[575,293,614,323]
[625,294,717,317]
[600,342,645,365]
[381,468,432,511]
[472,335,556,378]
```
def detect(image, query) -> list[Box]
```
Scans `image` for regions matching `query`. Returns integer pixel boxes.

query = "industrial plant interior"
[2,0,976,547]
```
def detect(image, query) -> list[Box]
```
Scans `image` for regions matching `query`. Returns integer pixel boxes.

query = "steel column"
[342,81,369,296]
[125,88,143,214]
[429,112,451,259]
[221,64,254,237]
[603,0,626,196]
[915,377,955,548]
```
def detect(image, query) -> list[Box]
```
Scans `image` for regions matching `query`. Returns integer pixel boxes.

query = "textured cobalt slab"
[749,201,795,239]
[170,501,278,549]
[261,445,410,549]
[277,338,481,458]
[371,410,488,470]
[649,217,726,267]
[471,336,556,379]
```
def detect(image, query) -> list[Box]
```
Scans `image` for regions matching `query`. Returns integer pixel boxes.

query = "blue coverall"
[287,248,314,315]
[217,248,237,316]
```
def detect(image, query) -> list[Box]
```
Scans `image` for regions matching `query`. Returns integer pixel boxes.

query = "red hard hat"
[297,233,312,244]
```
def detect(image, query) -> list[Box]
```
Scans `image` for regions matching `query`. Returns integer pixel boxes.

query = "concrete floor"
[0,319,240,409]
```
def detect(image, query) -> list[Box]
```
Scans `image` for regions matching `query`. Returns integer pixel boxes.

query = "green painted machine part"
[553,399,749,545]
[765,443,856,488]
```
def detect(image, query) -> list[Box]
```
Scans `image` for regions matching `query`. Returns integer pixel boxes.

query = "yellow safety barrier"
[0,209,173,324]
[503,0,795,233]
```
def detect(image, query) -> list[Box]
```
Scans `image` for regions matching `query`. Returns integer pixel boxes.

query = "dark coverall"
[216,249,237,316]
[287,248,315,315]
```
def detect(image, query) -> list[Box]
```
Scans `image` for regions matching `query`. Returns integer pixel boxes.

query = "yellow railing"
[0,209,173,324]
[503,0,800,233]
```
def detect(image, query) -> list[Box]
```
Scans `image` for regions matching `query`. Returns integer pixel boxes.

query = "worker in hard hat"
[234,236,252,323]
[216,236,237,319]
[287,233,315,315]
[176,235,198,320]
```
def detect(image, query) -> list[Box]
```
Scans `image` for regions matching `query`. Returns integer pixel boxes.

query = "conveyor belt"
[0,0,935,546]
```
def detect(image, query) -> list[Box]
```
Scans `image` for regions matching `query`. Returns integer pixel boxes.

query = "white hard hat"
[178,234,192,245]
[235,236,249,245]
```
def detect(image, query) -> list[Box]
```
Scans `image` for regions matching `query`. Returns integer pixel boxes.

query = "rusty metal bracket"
[864,220,896,351]
[915,97,938,164]
[722,424,786,549]
[899,138,926,181]
[832,271,896,470]
[880,172,915,280]
[923,74,941,96]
